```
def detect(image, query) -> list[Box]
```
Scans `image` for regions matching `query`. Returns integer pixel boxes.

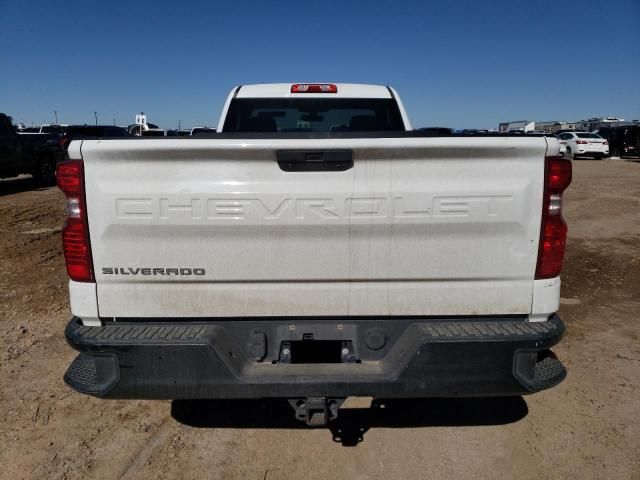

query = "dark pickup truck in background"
[595,125,640,158]
[0,113,63,185]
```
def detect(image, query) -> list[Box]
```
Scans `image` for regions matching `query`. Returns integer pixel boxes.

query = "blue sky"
[1,0,638,129]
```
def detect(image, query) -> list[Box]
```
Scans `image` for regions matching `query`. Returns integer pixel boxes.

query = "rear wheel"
[33,154,57,186]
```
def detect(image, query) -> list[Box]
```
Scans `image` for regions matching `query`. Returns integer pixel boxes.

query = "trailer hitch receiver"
[288,397,345,426]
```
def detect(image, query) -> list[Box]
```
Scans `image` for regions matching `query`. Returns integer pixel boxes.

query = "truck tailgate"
[80,136,547,318]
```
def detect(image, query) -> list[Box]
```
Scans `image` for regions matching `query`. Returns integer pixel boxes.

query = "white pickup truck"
[59,83,571,425]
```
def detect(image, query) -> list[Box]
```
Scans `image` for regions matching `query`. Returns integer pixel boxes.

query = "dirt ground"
[1,160,639,480]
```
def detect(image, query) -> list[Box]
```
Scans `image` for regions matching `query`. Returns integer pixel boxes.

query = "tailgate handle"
[277,150,353,172]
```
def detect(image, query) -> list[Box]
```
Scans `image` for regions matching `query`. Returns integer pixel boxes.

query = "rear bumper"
[576,147,608,155]
[64,315,566,399]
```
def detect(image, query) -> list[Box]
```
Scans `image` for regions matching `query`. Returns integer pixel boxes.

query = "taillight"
[291,84,337,93]
[603,141,608,145]
[535,156,572,279]
[575,140,589,144]
[57,160,94,282]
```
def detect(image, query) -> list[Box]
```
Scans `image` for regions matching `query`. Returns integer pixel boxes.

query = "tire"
[611,147,621,158]
[33,154,57,186]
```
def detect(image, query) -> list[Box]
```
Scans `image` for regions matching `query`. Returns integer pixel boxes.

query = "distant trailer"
[532,121,576,134]
[575,117,630,132]
[498,121,535,133]
[499,121,577,134]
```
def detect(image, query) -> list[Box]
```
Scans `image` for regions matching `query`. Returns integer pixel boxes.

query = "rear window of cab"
[576,133,602,139]
[223,98,405,133]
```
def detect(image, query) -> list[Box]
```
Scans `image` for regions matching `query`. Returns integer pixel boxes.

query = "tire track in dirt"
[118,417,173,480]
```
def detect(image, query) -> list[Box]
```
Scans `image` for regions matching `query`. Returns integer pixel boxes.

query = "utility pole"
[94,112,98,126]
[113,118,116,126]
[178,120,181,130]
[54,110,58,124]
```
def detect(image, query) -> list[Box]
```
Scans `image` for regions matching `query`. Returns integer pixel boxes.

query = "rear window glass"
[576,133,601,139]
[41,125,66,134]
[66,127,127,138]
[191,128,216,135]
[142,130,166,137]
[104,127,127,137]
[223,98,405,132]
[66,127,101,137]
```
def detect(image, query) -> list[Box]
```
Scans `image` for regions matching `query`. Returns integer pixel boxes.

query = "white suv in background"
[559,132,609,159]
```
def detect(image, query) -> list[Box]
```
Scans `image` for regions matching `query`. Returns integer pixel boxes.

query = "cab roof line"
[386,85,396,100]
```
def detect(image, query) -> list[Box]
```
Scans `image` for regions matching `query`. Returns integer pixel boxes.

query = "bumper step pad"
[66,353,97,387]
[532,354,567,390]
[64,352,119,395]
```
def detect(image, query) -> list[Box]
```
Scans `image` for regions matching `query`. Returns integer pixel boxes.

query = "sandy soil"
[1,160,639,480]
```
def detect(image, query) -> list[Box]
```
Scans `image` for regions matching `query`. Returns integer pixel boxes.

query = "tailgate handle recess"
[277,150,353,172]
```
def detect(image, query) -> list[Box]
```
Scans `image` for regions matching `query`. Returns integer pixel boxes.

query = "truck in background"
[0,113,63,185]
[594,124,640,158]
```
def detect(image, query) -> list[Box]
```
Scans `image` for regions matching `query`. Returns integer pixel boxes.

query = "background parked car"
[60,125,129,151]
[141,128,174,136]
[594,125,640,158]
[39,124,69,134]
[558,132,609,159]
[127,123,160,136]
[0,113,63,185]
[190,127,217,135]
[415,127,453,135]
